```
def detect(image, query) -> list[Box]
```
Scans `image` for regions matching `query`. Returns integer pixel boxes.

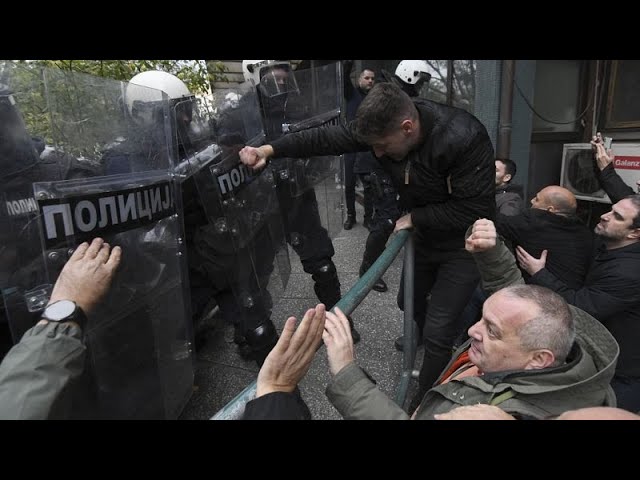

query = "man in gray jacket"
[0,238,121,420]
[323,218,618,420]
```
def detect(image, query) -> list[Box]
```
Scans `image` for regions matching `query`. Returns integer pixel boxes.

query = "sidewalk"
[179,185,415,420]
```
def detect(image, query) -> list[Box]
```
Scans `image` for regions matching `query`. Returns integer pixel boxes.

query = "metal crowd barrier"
[211,229,415,420]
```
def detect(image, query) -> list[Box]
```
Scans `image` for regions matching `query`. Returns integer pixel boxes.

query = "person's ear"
[503,173,512,183]
[526,349,555,370]
[628,227,640,240]
[400,119,414,135]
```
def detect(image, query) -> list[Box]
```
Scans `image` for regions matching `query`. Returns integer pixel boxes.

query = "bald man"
[495,185,594,289]
[455,185,594,347]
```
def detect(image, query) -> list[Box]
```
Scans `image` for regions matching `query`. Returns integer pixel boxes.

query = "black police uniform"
[256,70,360,342]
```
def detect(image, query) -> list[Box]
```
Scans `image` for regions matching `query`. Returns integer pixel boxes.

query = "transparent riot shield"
[313,156,346,239]
[282,61,344,198]
[185,83,291,301]
[0,61,194,419]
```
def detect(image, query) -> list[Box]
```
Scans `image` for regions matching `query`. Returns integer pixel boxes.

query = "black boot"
[244,320,279,367]
[359,227,391,293]
[343,214,356,230]
[394,324,424,352]
[394,334,426,352]
[372,277,388,293]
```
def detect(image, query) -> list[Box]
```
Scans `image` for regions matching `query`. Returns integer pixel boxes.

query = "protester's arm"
[598,163,635,204]
[465,218,525,294]
[0,238,121,420]
[244,392,308,420]
[244,304,326,420]
[0,322,86,420]
[525,255,637,322]
[323,308,410,420]
[240,123,367,170]
[592,136,635,203]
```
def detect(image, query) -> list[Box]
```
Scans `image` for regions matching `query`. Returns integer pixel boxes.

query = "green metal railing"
[211,229,415,420]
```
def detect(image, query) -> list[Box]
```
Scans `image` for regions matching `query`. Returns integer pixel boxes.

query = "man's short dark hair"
[496,158,517,180]
[625,194,640,229]
[353,82,416,142]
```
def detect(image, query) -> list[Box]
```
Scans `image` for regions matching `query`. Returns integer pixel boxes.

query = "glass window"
[605,60,640,129]
[532,60,581,133]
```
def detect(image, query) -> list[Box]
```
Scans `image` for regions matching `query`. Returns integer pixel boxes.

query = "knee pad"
[244,319,278,351]
[310,261,337,284]
[244,319,279,366]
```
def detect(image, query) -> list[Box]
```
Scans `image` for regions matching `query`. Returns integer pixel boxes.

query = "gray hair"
[503,284,575,366]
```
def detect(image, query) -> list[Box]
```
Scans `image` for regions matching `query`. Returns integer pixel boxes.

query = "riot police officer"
[379,60,432,98]
[121,70,283,365]
[0,82,99,359]
[242,60,361,343]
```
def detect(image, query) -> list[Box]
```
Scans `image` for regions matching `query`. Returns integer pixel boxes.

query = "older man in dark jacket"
[240,82,495,401]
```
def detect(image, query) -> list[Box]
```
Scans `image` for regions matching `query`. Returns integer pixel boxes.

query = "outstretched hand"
[465,218,497,254]
[256,304,326,398]
[322,307,355,376]
[48,237,122,315]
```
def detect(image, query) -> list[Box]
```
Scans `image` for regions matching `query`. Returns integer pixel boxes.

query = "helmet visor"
[259,64,299,98]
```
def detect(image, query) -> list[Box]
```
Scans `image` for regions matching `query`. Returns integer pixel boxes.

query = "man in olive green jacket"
[323,219,619,420]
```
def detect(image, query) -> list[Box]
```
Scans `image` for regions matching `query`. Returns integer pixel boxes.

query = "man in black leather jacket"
[239,82,495,406]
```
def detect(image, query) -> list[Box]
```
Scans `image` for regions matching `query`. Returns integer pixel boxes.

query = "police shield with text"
[1,61,194,419]
[124,71,291,365]
[243,60,360,342]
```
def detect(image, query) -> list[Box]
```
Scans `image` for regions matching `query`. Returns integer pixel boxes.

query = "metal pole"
[394,233,415,407]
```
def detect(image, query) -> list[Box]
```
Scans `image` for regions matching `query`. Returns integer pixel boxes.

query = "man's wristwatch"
[41,300,87,331]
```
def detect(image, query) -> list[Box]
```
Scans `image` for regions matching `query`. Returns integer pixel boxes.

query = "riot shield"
[0,62,194,419]
[186,83,291,303]
[282,61,344,198]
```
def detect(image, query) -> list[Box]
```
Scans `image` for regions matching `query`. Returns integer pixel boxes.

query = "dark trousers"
[344,153,357,217]
[398,247,480,393]
[344,155,373,220]
[359,171,401,275]
[277,186,335,271]
[453,284,489,348]
[276,184,342,309]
